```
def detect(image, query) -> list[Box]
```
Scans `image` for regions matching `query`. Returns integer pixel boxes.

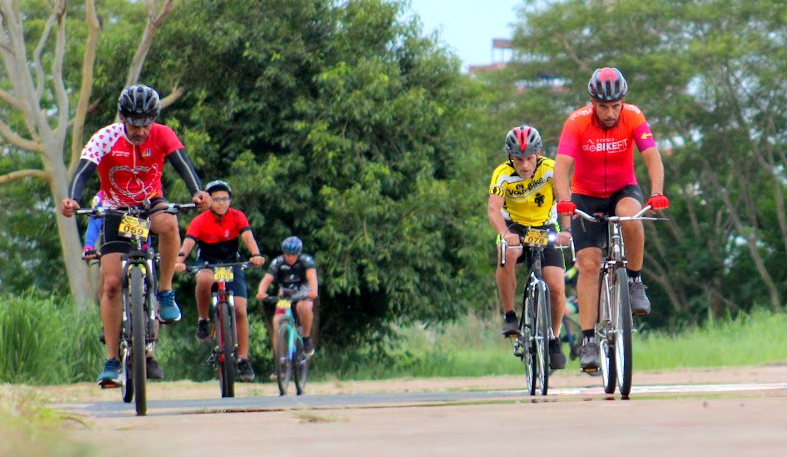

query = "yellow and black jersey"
[489,156,557,226]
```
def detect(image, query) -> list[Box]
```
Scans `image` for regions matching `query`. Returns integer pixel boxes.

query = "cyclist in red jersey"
[553,68,669,371]
[174,180,265,382]
[61,84,211,386]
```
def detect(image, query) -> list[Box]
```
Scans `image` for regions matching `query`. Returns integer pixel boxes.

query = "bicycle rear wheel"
[598,271,617,394]
[534,281,550,395]
[521,291,537,396]
[276,325,293,396]
[217,303,236,398]
[613,267,633,397]
[294,337,310,395]
[129,267,147,416]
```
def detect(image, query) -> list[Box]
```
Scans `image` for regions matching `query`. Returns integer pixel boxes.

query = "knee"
[298,300,314,314]
[102,276,122,297]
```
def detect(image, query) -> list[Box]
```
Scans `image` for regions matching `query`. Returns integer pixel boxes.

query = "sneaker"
[238,359,256,382]
[146,357,164,379]
[501,314,520,338]
[628,277,652,316]
[303,339,315,357]
[196,319,211,343]
[548,338,567,369]
[97,358,121,386]
[580,339,600,371]
[157,290,182,323]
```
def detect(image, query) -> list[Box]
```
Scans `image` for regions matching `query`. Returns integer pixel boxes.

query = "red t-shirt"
[80,123,184,207]
[185,208,252,262]
[557,104,656,198]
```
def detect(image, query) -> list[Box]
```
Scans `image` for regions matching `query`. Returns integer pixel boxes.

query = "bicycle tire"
[276,324,293,396]
[521,289,537,396]
[294,337,310,395]
[130,267,147,416]
[599,271,617,394]
[613,267,633,397]
[218,302,236,398]
[535,281,550,395]
[121,344,133,403]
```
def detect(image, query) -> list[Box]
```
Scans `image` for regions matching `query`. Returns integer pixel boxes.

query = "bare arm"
[240,230,265,267]
[488,193,519,246]
[174,237,197,273]
[553,154,574,202]
[306,268,318,299]
[640,146,665,195]
[256,273,275,299]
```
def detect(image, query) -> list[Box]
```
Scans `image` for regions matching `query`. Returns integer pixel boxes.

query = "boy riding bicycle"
[174,180,265,382]
[256,236,319,367]
[488,125,572,369]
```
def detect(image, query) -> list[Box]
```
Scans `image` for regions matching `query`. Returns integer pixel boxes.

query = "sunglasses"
[125,116,156,127]
[212,197,231,203]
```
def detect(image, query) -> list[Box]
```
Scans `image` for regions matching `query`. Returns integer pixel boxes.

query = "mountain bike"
[263,288,312,396]
[573,205,666,397]
[76,200,195,416]
[185,261,257,398]
[500,228,565,396]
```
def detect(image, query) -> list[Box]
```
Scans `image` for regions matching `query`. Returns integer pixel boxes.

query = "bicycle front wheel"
[613,267,633,397]
[217,303,236,398]
[534,281,550,395]
[120,344,133,403]
[598,271,617,394]
[129,267,147,416]
[521,291,537,396]
[294,337,310,395]
[276,325,293,396]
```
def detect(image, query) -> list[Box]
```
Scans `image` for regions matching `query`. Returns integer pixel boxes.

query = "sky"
[405,0,523,71]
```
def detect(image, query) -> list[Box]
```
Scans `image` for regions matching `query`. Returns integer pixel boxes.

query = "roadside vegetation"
[3,296,786,384]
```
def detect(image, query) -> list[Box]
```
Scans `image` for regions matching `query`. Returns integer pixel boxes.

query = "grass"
[0,386,96,457]
[316,307,787,380]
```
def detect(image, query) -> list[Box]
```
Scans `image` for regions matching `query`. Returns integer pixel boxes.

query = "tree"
[140,0,494,350]
[507,0,787,324]
[0,0,175,307]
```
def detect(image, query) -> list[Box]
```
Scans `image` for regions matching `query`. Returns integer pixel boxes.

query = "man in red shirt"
[61,84,211,386]
[174,180,265,382]
[553,68,669,371]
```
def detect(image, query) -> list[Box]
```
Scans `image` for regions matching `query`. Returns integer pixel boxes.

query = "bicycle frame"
[77,201,195,415]
[265,289,311,396]
[499,228,564,396]
[574,205,666,398]
[188,261,255,398]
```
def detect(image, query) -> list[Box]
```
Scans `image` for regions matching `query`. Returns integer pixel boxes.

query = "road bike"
[185,261,257,398]
[263,288,312,396]
[500,228,567,396]
[573,205,666,398]
[77,200,195,416]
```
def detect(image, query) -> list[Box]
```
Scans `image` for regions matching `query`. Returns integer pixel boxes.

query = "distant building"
[468,38,565,92]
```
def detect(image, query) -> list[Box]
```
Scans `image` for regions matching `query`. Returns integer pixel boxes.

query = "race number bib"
[524,229,549,246]
[213,267,234,282]
[118,216,150,239]
[276,299,292,310]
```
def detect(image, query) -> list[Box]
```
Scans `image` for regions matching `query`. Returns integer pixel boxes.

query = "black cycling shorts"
[100,197,168,256]
[504,222,566,269]
[196,259,248,299]
[570,184,644,252]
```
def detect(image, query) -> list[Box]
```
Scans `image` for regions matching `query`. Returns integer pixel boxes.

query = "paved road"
[62,371,787,457]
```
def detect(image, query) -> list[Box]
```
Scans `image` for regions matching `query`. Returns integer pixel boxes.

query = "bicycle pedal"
[98,380,121,389]
[581,366,599,374]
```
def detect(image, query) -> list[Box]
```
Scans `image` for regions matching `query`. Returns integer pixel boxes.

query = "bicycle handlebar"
[499,229,573,267]
[185,261,260,274]
[572,205,669,223]
[75,201,197,219]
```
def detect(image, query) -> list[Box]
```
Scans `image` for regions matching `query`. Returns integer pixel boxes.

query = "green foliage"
[0,294,103,384]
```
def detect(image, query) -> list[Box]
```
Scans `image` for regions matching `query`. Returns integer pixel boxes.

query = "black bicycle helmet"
[205,180,232,197]
[588,67,628,102]
[504,125,542,158]
[281,236,303,255]
[118,84,161,125]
